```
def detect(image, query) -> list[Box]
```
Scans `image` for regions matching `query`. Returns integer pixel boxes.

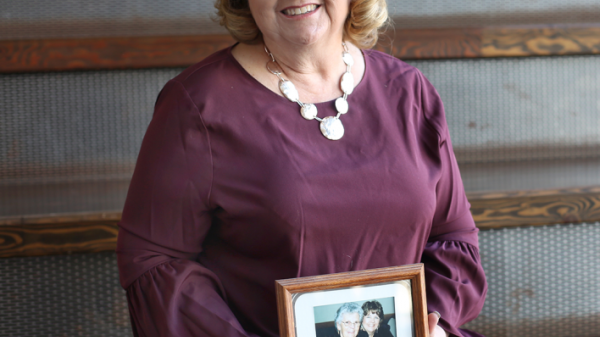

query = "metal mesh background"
[2,2,599,336]
[0,0,226,40]
[1,223,599,337]
[386,0,600,28]
[408,56,600,192]
[0,252,132,337]
[1,0,600,40]
[464,222,600,337]
[1,69,181,181]
[409,56,600,160]
[3,56,600,216]
[0,68,182,216]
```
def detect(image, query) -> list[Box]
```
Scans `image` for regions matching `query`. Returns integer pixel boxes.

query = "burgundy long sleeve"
[419,74,488,336]
[116,46,487,337]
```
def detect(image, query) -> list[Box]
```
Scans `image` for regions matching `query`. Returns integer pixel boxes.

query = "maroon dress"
[116,46,487,337]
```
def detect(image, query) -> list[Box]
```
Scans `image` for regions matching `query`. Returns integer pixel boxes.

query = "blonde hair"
[214,0,389,49]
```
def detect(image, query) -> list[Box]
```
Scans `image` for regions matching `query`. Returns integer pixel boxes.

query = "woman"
[335,303,363,337]
[116,0,487,336]
[358,301,393,337]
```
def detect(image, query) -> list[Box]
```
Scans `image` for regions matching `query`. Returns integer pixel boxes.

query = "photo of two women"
[314,298,398,337]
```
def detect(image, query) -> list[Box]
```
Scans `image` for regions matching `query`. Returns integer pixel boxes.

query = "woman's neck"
[231,38,365,104]
[263,35,345,82]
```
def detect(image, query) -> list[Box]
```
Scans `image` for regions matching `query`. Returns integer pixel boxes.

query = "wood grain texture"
[468,187,600,229]
[375,27,482,59]
[482,25,600,57]
[275,264,429,337]
[1,187,599,257]
[0,212,119,257]
[0,34,235,73]
[2,24,600,73]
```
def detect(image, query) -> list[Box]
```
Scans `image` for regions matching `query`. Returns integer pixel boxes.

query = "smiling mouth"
[282,4,319,16]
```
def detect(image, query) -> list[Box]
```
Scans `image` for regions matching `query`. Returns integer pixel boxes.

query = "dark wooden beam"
[468,186,600,229]
[2,24,600,73]
[376,24,600,59]
[375,27,483,59]
[481,25,600,58]
[0,212,120,258]
[0,34,236,73]
[2,187,600,257]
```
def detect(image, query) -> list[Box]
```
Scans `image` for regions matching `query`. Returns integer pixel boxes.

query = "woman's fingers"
[428,312,449,336]
[427,312,440,334]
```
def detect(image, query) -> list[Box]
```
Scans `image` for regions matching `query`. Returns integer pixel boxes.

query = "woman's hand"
[428,312,449,337]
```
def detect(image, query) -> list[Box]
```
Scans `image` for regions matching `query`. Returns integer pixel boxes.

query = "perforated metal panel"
[1,69,181,182]
[464,222,600,337]
[3,56,600,215]
[0,252,132,337]
[0,68,183,216]
[407,56,600,192]
[458,159,600,193]
[0,0,226,39]
[4,0,599,21]
[1,224,598,337]
[408,56,600,160]
[1,0,218,20]
[2,1,599,337]
[2,0,600,39]
[386,0,600,28]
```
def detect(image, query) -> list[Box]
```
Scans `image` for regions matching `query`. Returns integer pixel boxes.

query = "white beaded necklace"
[264,42,354,140]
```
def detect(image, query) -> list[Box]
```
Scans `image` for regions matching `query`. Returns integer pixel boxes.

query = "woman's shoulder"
[165,45,244,98]
[175,46,233,79]
[362,49,424,86]
[361,48,442,119]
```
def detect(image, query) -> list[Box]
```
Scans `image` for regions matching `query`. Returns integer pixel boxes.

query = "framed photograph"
[275,264,428,337]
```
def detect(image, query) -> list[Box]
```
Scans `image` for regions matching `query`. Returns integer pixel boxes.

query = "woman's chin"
[270,18,336,46]
[341,330,358,337]
[280,28,328,46]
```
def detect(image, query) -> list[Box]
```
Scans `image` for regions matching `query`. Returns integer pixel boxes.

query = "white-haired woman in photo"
[334,303,363,337]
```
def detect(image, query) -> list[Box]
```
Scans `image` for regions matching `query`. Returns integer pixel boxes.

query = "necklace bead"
[279,80,299,102]
[342,52,354,66]
[320,116,345,140]
[335,97,349,114]
[340,72,354,95]
[266,42,354,140]
[301,104,318,120]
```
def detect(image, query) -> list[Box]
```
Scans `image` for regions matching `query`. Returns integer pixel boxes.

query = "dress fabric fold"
[117,46,487,337]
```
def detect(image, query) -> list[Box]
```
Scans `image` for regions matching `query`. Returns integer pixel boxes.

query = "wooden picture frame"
[276,264,429,337]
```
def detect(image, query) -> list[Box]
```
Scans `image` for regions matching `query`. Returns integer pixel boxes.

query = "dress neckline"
[225,43,370,108]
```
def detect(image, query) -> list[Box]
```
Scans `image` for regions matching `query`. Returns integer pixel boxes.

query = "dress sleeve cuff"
[422,240,487,337]
[125,260,258,337]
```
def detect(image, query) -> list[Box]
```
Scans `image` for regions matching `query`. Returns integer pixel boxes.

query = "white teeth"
[284,4,317,16]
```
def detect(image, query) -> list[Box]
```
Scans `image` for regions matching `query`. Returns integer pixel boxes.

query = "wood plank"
[468,187,600,229]
[0,212,120,258]
[1,187,600,257]
[0,34,235,73]
[2,24,600,73]
[482,25,600,57]
[374,27,483,59]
